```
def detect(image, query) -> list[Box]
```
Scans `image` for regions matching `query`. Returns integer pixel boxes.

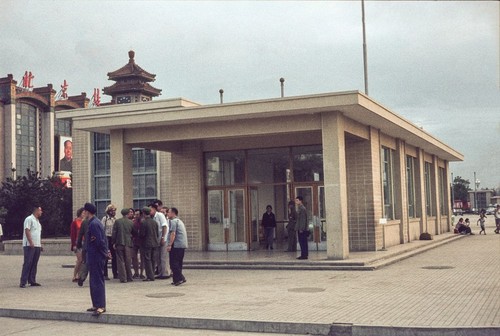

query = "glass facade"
[406,156,416,218]
[424,162,433,216]
[205,145,324,249]
[15,103,39,176]
[381,147,395,220]
[92,133,157,217]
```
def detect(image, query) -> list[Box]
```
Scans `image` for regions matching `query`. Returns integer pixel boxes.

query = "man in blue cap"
[84,202,108,316]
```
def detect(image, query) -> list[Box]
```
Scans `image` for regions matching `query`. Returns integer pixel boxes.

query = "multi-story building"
[0,73,88,183]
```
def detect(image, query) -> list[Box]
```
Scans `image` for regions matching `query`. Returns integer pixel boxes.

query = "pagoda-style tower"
[103,50,161,104]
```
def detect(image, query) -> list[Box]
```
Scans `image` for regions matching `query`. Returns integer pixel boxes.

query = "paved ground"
[0,216,498,336]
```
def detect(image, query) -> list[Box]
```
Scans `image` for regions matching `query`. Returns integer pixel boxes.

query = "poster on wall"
[56,135,72,187]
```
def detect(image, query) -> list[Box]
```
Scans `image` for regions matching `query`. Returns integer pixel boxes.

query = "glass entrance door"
[207,188,247,250]
[294,185,327,244]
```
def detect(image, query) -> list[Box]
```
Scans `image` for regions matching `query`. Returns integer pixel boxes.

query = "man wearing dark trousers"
[295,196,309,260]
[166,207,188,286]
[19,206,43,288]
[84,202,108,316]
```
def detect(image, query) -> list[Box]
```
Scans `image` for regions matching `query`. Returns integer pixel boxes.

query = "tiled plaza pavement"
[0,219,498,336]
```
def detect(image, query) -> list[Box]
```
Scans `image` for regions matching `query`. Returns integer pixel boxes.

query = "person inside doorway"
[261,205,276,250]
[295,196,309,259]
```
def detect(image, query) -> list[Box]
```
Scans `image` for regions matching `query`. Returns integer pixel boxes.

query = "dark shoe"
[296,256,308,260]
[104,277,110,281]
[77,279,84,287]
[155,275,170,280]
[86,307,97,312]
[127,278,133,282]
[30,283,41,286]
[143,278,154,282]
[140,275,146,279]
[92,308,106,316]
[19,284,26,288]
[120,280,126,283]
[132,274,139,279]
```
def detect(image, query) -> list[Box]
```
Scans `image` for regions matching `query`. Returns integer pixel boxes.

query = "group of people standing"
[261,196,309,260]
[67,199,188,316]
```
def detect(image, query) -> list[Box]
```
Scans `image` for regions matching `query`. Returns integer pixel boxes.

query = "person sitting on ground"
[455,217,473,235]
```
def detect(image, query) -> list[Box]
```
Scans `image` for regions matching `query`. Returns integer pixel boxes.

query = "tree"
[0,171,72,239]
[451,176,470,205]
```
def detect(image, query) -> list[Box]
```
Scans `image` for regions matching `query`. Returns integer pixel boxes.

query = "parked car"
[485,206,496,215]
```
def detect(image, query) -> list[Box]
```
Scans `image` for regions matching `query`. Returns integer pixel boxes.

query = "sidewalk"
[1,222,499,336]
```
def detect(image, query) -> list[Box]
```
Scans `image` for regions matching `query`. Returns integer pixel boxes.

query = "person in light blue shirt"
[166,207,188,286]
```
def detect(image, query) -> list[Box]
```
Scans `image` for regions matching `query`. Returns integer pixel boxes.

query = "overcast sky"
[2,1,499,189]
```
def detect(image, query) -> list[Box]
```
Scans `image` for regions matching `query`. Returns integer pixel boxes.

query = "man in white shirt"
[149,202,170,279]
[20,206,43,288]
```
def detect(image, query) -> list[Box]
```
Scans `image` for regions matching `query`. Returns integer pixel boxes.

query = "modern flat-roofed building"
[57,52,463,259]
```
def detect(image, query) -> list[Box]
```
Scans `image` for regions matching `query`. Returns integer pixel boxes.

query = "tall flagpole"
[361,0,369,95]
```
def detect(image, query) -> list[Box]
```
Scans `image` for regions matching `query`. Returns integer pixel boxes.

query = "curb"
[1,308,498,336]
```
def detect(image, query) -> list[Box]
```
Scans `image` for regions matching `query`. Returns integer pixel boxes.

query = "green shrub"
[0,170,72,239]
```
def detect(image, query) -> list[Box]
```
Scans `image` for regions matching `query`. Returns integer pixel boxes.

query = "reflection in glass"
[292,146,323,182]
[206,151,245,186]
[229,190,245,242]
[248,148,289,184]
[208,190,224,243]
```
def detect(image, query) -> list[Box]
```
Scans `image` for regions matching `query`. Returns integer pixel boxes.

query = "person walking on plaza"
[70,207,85,282]
[84,202,108,316]
[285,200,297,252]
[112,208,136,283]
[140,207,159,281]
[295,196,309,260]
[19,206,43,288]
[477,213,487,235]
[261,205,276,250]
[494,204,500,234]
[166,207,188,286]
[102,204,117,280]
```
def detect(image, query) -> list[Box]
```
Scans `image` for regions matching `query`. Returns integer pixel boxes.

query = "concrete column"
[170,141,204,250]
[71,128,92,215]
[394,139,408,243]
[40,108,55,178]
[3,103,16,179]
[321,112,349,260]
[110,129,133,211]
[431,155,440,234]
[416,148,427,233]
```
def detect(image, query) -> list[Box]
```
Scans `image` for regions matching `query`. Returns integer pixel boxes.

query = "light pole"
[474,173,480,212]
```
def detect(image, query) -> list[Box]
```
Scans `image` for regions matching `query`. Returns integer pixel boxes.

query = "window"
[292,145,323,182]
[424,162,432,216]
[381,147,395,220]
[132,148,157,209]
[438,167,447,215]
[93,133,111,217]
[205,151,245,186]
[406,156,416,218]
[16,103,38,176]
[55,119,71,137]
[92,133,158,216]
[247,148,290,184]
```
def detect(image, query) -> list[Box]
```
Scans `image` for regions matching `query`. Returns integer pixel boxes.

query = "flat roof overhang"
[57,91,463,162]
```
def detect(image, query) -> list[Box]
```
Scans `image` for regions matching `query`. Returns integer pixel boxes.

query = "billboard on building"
[57,136,72,187]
